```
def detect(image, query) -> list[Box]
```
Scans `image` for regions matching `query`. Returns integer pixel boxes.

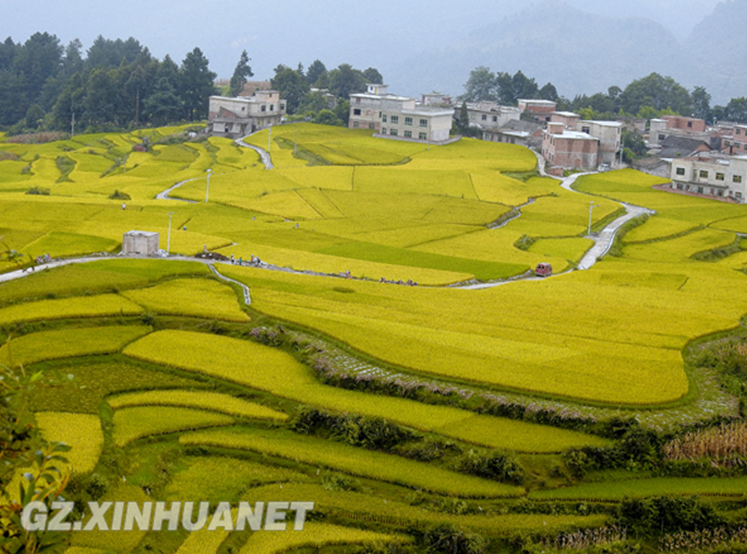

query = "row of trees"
[0,33,218,134]
[0,32,386,135]
[462,67,747,124]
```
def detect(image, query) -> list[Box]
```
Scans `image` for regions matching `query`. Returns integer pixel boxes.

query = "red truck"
[534,263,552,277]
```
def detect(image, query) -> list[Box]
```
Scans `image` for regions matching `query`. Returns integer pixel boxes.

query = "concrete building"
[518,99,557,122]
[122,231,159,255]
[457,101,522,132]
[649,116,709,146]
[483,119,544,149]
[541,121,599,174]
[580,120,622,165]
[207,91,286,138]
[667,153,747,202]
[379,105,454,143]
[349,84,455,143]
[349,84,413,132]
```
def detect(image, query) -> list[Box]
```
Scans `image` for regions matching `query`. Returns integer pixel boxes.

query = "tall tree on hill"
[362,67,383,85]
[271,66,309,114]
[691,86,712,123]
[306,59,326,87]
[180,47,216,120]
[328,63,366,99]
[229,50,253,97]
[462,66,496,102]
[620,73,692,116]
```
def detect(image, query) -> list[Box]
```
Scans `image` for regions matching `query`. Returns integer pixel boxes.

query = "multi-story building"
[349,84,455,143]
[380,105,453,143]
[540,112,621,172]
[649,116,709,147]
[518,99,557,122]
[207,91,286,138]
[666,153,747,202]
[456,101,522,132]
[541,122,599,173]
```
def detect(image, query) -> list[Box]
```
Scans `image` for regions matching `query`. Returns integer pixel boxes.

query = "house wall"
[670,156,747,202]
[122,231,159,255]
[542,131,599,168]
[664,115,706,133]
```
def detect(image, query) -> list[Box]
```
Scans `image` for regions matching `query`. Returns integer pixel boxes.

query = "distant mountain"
[385,0,742,105]
[683,0,747,102]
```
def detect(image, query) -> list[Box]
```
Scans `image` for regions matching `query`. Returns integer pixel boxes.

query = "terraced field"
[2,125,747,553]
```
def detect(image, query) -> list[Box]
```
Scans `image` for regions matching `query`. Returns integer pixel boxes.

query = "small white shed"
[122,231,159,255]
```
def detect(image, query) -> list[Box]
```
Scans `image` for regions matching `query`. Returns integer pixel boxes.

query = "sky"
[1,0,725,90]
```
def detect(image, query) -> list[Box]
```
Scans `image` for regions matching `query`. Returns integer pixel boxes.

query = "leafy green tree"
[511,70,538,102]
[229,50,253,97]
[313,108,342,126]
[180,47,216,120]
[305,59,327,86]
[327,63,366,99]
[538,82,558,101]
[620,73,692,116]
[362,67,383,84]
[462,66,496,102]
[271,66,309,114]
[691,86,712,123]
[297,90,331,115]
[722,97,747,123]
[144,76,181,125]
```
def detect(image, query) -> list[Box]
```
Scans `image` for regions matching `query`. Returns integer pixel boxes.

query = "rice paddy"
[3,124,747,552]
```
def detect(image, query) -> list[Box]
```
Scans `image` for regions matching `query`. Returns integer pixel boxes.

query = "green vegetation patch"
[180,427,524,498]
[112,406,234,447]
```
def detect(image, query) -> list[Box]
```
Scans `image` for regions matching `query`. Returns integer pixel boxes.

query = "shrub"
[109,189,131,200]
[457,450,524,485]
[25,186,50,196]
[423,524,486,554]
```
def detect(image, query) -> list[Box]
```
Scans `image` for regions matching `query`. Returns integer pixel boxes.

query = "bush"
[26,186,50,195]
[457,450,524,485]
[423,524,486,554]
[109,189,131,200]
[618,496,723,538]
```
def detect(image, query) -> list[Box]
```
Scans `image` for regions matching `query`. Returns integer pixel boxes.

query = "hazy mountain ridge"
[386,0,744,105]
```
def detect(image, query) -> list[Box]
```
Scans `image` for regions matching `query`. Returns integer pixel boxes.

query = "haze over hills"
[387,0,745,105]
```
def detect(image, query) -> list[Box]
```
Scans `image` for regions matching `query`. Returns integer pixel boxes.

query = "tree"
[722,97,747,124]
[362,67,383,84]
[538,82,558,102]
[510,70,538,102]
[327,63,366,99]
[691,86,712,123]
[313,108,342,126]
[271,66,309,114]
[305,59,326,87]
[229,50,253,97]
[180,47,216,120]
[620,73,692,116]
[462,66,496,102]
[143,76,181,125]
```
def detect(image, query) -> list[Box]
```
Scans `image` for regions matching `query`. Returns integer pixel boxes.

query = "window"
[687,121,692,128]
[734,175,743,183]
[658,134,666,141]
[699,170,708,179]
[404,130,412,138]
[390,115,399,124]
[261,105,266,112]
[697,186,704,193]
[353,121,359,128]
[725,140,731,146]
[390,129,398,136]
[582,126,590,134]
[718,189,724,196]
[738,128,742,135]
[270,104,274,111]
[419,119,428,127]
[675,167,685,176]
[716,172,725,181]
[677,183,684,190]
[737,192,743,199]
[418,132,427,140]
[382,114,387,123]
[492,116,497,122]
[353,108,361,115]
[405,117,413,126]
[369,123,375,130]
[481,114,487,121]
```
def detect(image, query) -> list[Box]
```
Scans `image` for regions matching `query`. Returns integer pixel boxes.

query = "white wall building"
[207,91,286,137]
[669,154,747,202]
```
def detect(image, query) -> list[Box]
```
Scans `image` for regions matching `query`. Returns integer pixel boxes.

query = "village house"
[518,99,557,122]
[349,84,455,143]
[540,111,621,173]
[483,119,544,148]
[666,152,747,203]
[456,101,522,132]
[207,90,286,138]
